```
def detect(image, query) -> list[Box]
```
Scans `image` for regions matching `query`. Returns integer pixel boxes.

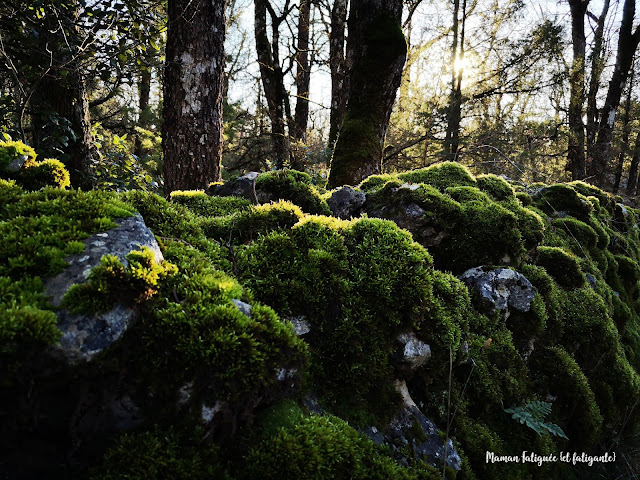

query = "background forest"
[1,0,639,196]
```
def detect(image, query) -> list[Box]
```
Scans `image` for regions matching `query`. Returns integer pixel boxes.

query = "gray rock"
[44,214,162,362]
[388,380,462,470]
[327,186,366,219]
[585,274,597,289]
[210,172,259,202]
[287,316,311,336]
[232,299,253,317]
[7,154,28,172]
[396,332,431,369]
[459,267,536,317]
[363,425,385,445]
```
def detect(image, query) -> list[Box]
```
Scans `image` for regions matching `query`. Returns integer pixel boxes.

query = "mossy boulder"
[0,140,71,189]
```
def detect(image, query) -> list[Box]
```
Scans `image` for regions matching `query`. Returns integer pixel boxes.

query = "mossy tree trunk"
[162,0,225,194]
[589,0,640,186]
[328,0,407,188]
[566,0,587,181]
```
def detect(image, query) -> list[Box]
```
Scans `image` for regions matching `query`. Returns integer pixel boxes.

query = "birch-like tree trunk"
[162,0,226,194]
[328,0,406,188]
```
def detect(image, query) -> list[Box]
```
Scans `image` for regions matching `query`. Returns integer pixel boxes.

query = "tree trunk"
[29,0,97,189]
[566,0,588,181]
[613,66,634,193]
[328,0,349,148]
[444,0,464,160]
[328,0,406,188]
[628,130,640,195]
[590,0,640,186]
[134,64,152,158]
[254,0,290,169]
[585,0,610,169]
[162,0,225,194]
[291,0,311,170]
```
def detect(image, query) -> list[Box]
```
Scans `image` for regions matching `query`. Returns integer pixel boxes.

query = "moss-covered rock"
[255,170,330,215]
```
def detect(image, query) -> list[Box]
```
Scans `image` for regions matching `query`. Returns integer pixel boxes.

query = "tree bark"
[613,66,633,193]
[566,0,588,180]
[628,130,640,195]
[444,0,467,160]
[134,63,152,158]
[254,0,291,169]
[589,0,640,186]
[328,0,406,188]
[162,0,225,194]
[28,0,97,189]
[585,0,610,169]
[291,0,311,170]
[328,0,349,148]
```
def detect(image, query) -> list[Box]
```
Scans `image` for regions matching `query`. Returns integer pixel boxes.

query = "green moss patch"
[255,170,330,215]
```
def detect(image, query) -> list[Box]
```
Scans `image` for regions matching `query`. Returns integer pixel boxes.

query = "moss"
[397,162,476,191]
[170,190,252,217]
[255,170,330,215]
[515,191,532,206]
[201,201,304,245]
[550,217,598,250]
[236,216,455,422]
[358,174,397,192]
[443,201,522,273]
[529,346,602,449]
[508,204,545,249]
[20,158,70,190]
[242,413,438,480]
[464,330,529,418]
[535,246,584,289]
[475,174,515,201]
[445,186,491,204]
[93,427,231,480]
[120,190,230,270]
[568,181,615,213]
[533,184,592,220]
[518,264,567,344]
[62,247,178,314]
[127,240,309,419]
[0,139,37,174]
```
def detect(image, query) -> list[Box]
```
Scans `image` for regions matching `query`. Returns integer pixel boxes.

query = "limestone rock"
[44,214,162,362]
[327,186,366,219]
[395,332,431,370]
[459,266,536,317]
[384,380,462,471]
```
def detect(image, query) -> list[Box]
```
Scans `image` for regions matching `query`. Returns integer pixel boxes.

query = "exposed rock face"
[395,332,431,370]
[209,172,259,201]
[459,267,536,317]
[44,214,162,362]
[375,380,462,471]
[366,184,450,247]
[327,185,366,219]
